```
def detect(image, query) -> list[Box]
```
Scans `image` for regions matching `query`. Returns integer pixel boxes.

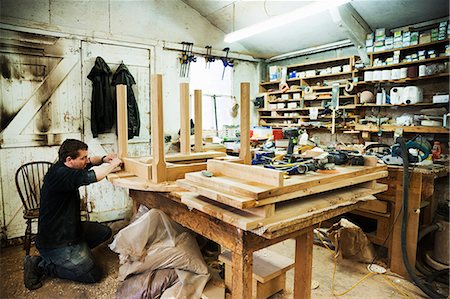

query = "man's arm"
[92,157,122,181]
[88,153,116,166]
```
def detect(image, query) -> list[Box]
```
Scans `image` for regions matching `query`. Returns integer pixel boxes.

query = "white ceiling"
[181,0,450,59]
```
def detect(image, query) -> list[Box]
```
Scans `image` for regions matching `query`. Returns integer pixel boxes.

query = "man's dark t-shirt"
[37,161,97,249]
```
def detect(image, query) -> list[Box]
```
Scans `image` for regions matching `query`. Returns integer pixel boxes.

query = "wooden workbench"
[129,189,372,299]
[353,164,449,278]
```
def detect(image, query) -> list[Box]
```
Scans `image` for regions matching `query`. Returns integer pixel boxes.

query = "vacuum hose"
[398,137,445,298]
[417,223,441,243]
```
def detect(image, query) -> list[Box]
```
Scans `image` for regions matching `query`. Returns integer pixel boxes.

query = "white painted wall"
[0,0,260,240]
[0,0,259,134]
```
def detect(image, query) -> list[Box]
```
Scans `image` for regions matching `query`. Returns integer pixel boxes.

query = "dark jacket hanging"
[112,63,140,139]
[87,56,115,138]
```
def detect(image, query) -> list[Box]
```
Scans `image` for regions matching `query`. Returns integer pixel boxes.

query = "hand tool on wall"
[220,47,234,80]
[204,46,215,68]
[179,42,196,77]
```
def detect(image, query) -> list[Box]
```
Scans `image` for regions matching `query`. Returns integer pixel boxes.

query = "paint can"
[407,66,418,78]
[400,67,408,79]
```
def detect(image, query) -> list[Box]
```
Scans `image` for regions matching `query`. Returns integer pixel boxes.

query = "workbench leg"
[294,228,314,299]
[231,250,253,299]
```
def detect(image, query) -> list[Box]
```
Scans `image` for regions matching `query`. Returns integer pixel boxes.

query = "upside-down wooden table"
[112,75,388,298]
[128,188,379,299]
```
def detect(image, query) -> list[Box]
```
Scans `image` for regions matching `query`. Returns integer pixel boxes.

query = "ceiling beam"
[330,3,371,64]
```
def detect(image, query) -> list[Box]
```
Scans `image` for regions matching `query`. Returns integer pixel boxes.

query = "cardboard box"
[419,33,431,44]
[433,94,449,103]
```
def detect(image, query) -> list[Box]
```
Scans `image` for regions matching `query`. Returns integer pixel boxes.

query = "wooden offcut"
[207,159,285,187]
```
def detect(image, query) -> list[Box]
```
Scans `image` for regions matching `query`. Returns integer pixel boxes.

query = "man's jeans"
[37,221,112,283]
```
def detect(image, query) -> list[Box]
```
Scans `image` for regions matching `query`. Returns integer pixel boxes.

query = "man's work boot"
[24,255,44,290]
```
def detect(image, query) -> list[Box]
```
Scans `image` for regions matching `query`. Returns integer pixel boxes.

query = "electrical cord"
[398,136,446,299]
[316,222,413,298]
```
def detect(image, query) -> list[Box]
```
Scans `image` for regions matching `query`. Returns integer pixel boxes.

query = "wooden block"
[122,157,152,180]
[247,204,275,218]
[207,160,284,187]
[359,199,388,214]
[363,155,378,166]
[254,272,286,299]
[220,248,293,299]
[219,249,294,283]
[106,171,136,182]
[166,162,207,181]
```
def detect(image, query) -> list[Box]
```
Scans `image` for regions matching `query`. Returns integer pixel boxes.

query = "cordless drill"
[283,128,300,162]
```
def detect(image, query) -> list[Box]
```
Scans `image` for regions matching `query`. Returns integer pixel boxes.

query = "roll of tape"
[304,86,313,94]
[382,69,392,80]
[391,68,401,80]
[364,71,373,81]
[373,70,382,81]
[345,82,354,93]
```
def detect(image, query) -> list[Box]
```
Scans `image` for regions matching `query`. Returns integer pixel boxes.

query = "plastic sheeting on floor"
[110,207,210,298]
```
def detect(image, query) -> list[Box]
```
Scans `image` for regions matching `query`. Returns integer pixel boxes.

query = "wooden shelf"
[309,84,347,90]
[369,39,450,56]
[355,102,449,108]
[268,99,300,103]
[259,105,358,112]
[266,90,303,95]
[356,72,449,84]
[354,124,449,134]
[298,71,353,80]
[287,56,355,69]
[260,80,281,86]
[363,56,449,70]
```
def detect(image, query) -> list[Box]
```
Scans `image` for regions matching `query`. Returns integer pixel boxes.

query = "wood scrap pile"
[177,158,388,237]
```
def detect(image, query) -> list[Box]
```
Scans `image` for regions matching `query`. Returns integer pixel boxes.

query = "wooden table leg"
[294,228,314,299]
[232,250,253,299]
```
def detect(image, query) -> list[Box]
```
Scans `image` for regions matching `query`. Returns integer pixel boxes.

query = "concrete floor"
[1,234,439,299]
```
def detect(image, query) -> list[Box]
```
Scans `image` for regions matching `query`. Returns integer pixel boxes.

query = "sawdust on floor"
[0,234,443,298]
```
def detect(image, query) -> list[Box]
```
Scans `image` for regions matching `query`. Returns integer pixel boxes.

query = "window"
[189,56,236,136]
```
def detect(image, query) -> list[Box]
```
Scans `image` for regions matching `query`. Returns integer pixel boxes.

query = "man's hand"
[109,157,122,168]
[102,153,117,163]
[93,157,123,181]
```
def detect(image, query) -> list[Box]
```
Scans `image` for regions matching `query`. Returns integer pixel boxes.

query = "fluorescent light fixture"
[224,0,351,43]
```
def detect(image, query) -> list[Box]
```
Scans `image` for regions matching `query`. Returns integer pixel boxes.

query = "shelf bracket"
[330,3,371,65]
